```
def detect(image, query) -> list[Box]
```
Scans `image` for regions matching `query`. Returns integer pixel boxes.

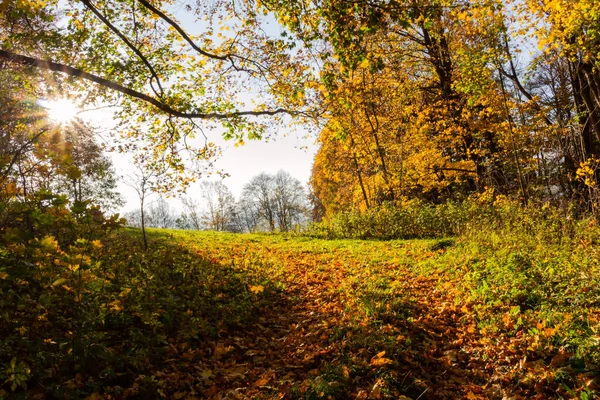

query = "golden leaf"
[52,277,68,287]
[249,284,264,294]
[342,365,350,379]
[370,357,393,367]
[254,371,272,386]
[370,380,383,399]
[466,391,478,400]
[200,369,213,379]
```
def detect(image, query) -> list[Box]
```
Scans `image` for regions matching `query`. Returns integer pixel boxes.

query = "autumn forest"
[2,0,600,398]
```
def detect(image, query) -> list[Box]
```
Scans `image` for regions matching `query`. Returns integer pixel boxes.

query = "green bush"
[305,201,459,240]
[305,194,599,244]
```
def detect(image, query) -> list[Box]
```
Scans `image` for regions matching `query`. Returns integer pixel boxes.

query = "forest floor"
[114,230,598,400]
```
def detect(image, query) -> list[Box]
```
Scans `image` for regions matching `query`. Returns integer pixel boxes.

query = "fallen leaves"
[370,379,384,398]
[165,231,598,399]
[253,369,275,386]
[19,229,597,399]
[370,351,394,367]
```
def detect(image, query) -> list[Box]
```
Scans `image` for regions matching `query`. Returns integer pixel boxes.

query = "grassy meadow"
[3,225,600,399]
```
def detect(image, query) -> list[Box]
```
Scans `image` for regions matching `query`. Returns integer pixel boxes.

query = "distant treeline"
[123,171,310,233]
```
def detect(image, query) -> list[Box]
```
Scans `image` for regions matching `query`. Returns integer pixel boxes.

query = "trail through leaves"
[137,231,596,399]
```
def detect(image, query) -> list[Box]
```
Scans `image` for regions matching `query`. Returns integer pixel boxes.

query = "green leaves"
[5,358,31,392]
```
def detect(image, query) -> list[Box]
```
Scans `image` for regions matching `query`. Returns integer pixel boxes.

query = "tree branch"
[137,0,228,61]
[81,0,164,97]
[500,31,553,126]
[0,49,294,120]
[136,0,272,78]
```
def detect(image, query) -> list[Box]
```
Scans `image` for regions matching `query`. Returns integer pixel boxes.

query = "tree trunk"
[140,197,148,250]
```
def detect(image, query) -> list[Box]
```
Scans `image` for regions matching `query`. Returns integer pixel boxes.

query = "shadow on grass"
[309,283,488,400]
[6,228,289,399]
[35,229,484,399]
[144,230,483,399]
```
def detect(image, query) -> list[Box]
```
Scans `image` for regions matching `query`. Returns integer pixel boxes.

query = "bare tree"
[122,209,142,228]
[123,163,158,250]
[146,198,176,228]
[175,212,194,230]
[180,196,204,230]
[228,198,260,232]
[242,171,308,232]
[242,173,277,231]
[273,170,308,231]
[199,180,236,231]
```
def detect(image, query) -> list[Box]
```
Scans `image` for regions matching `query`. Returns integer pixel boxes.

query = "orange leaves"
[44,229,593,399]
[369,379,384,398]
[248,284,264,294]
[370,351,393,367]
[253,369,275,387]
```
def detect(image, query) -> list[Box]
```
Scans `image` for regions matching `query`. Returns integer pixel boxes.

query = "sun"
[45,98,80,124]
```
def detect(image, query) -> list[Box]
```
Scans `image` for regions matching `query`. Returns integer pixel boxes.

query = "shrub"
[305,193,599,244]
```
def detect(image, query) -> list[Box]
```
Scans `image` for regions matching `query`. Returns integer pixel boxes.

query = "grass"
[148,228,599,398]
[1,226,599,398]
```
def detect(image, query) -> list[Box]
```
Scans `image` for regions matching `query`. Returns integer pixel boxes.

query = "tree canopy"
[3,0,599,209]
[1,0,320,190]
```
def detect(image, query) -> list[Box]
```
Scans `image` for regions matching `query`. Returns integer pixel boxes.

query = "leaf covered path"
[141,231,591,399]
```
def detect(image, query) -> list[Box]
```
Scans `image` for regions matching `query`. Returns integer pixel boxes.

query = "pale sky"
[77,107,318,213]
[211,132,318,197]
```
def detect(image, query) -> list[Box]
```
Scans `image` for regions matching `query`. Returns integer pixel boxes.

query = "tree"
[123,163,160,250]
[180,196,204,231]
[272,170,309,231]
[0,0,320,191]
[229,197,260,233]
[242,171,308,232]
[0,67,49,233]
[242,173,278,231]
[280,0,600,213]
[273,0,512,209]
[145,198,177,229]
[199,180,236,231]
[53,121,123,210]
[526,0,600,154]
[0,66,123,245]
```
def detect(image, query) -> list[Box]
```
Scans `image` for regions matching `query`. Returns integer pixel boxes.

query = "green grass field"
[2,228,600,399]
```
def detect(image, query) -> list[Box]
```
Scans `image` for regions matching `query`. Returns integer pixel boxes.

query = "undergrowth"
[305,193,592,242]
[1,198,599,398]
